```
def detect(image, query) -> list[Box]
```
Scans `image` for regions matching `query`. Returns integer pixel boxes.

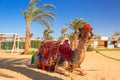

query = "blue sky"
[0,0,120,39]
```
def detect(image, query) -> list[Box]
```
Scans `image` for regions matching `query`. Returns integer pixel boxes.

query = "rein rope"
[95,49,120,61]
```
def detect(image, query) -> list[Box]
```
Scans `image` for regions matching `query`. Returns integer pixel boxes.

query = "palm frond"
[43,29,53,39]
[30,4,55,18]
[69,33,75,41]
[47,29,53,34]
[68,18,86,31]
[20,9,29,20]
[61,27,68,36]
[39,4,55,10]
[43,29,48,35]
[36,18,50,29]
[46,29,53,38]
[68,23,74,30]
[28,0,40,10]
[32,12,55,21]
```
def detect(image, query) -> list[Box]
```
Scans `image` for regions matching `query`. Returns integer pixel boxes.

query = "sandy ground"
[0,51,120,80]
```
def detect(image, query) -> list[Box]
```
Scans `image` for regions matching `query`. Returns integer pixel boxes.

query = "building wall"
[89,39,118,48]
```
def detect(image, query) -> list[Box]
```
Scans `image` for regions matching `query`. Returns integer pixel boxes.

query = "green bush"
[87,45,94,51]
[31,41,41,48]
[27,50,36,55]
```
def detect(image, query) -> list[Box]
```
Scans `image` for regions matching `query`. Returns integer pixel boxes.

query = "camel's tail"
[30,54,34,65]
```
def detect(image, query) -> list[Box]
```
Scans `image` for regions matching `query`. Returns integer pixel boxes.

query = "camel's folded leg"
[54,65,70,77]
[74,68,87,76]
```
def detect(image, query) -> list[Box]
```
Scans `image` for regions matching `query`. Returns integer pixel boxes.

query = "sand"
[0,51,120,80]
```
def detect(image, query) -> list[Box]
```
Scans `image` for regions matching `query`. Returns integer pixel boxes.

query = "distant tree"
[68,33,75,48]
[67,18,86,49]
[93,34,101,40]
[0,34,6,49]
[113,31,120,36]
[68,18,86,34]
[48,35,54,40]
[113,31,120,39]
[43,28,53,40]
[21,0,55,54]
[61,27,68,39]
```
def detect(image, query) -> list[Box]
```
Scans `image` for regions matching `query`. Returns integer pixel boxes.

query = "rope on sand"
[95,49,120,61]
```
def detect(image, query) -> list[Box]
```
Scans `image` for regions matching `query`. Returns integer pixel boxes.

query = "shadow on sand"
[0,57,62,80]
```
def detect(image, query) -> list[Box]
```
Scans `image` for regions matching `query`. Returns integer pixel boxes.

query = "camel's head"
[78,23,93,42]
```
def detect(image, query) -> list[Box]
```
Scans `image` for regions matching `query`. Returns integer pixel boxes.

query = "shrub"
[27,50,36,55]
[87,45,94,51]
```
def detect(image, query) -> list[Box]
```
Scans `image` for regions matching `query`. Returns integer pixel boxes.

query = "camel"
[32,23,93,76]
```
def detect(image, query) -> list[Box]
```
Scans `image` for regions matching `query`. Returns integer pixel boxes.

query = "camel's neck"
[77,39,89,52]
[74,38,89,65]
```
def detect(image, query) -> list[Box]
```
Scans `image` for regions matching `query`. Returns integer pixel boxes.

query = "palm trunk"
[24,23,30,54]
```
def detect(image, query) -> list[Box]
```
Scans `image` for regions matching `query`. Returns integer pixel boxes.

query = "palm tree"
[93,34,101,40]
[68,18,86,33]
[0,34,8,50]
[113,31,120,39]
[48,35,54,40]
[61,27,68,39]
[68,33,75,48]
[21,0,55,54]
[43,28,53,40]
[68,18,86,49]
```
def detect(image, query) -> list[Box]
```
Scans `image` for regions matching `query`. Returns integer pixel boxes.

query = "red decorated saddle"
[37,40,75,71]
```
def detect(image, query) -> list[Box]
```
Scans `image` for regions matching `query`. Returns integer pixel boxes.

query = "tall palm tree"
[68,18,86,49]
[21,0,55,54]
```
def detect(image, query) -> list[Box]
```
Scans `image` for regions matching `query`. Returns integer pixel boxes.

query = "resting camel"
[33,23,93,76]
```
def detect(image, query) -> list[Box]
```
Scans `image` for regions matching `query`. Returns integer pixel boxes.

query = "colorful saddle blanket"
[37,40,75,70]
